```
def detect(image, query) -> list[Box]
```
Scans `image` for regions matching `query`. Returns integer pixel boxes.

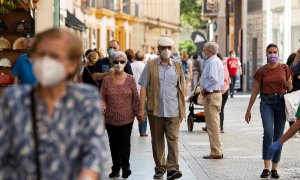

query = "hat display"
[0,19,8,32]
[0,36,11,49]
[14,19,34,33]
[157,37,174,46]
[0,72,14,85]
[0,58,12,68]
[13,37,26,50]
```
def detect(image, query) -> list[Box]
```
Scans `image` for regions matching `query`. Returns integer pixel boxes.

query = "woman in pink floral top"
[218,53,231,133]
[100,51,141,179]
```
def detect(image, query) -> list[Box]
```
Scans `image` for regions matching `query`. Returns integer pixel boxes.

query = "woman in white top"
[131,51,148,136]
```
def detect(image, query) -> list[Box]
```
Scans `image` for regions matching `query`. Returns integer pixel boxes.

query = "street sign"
[191,31,207,57]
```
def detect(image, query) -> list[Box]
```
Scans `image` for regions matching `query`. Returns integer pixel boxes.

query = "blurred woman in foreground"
[0,28,109,180]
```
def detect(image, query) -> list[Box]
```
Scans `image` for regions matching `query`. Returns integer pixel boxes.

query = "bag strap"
[84,66,100,87]
[30,88,41,180]
[260,65,267,95]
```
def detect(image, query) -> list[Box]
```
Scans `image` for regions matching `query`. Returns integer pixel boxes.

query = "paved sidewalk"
[104,94,300,179]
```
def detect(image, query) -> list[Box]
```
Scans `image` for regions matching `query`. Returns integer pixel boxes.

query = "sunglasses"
[113,60,126,64]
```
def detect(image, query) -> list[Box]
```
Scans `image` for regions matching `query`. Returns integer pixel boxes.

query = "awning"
[65,11,87,31]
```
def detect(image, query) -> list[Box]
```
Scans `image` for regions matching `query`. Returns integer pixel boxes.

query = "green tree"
[179,40,198,56]
[180,0,204,30]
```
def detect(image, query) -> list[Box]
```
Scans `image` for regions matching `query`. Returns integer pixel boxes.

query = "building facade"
[244,0,300,90]
[130,0,181,52]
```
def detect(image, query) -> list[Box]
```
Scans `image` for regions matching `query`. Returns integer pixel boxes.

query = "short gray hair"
[204,42,219,55]
[112,51,128,63]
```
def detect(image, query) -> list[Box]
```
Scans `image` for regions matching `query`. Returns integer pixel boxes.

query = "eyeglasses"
[113,60,126,64]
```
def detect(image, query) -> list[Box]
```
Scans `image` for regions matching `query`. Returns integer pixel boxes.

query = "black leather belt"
[204,89,221,95]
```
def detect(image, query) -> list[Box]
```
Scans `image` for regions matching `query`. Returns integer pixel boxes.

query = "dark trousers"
[106,122,133,172]
[229,75,237,94]
[219,90,229,130]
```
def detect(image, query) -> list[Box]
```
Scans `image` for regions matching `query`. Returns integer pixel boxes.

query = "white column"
[266,0,272,45]
[283,0,291,63]
[35,0,54,33]
[242,0,248,92]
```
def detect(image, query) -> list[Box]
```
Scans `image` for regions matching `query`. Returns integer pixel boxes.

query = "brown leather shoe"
[203,154,223,159]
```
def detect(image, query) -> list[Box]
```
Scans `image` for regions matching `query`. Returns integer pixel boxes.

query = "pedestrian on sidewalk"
[0,28,109,180]
[226,50,242,98]
[131,50,148,137]
[100,51,141,179]
[92,40,133,89]
[125,48,135,63]
[245,43,293,179]
[81,51,100,87]
[200,42,224,159]
[181,51,192,97]
[191,53,202,91]
[218,53,231,133]
[286,52,300,130]
[201,53,230,134]
[138,37,185,180]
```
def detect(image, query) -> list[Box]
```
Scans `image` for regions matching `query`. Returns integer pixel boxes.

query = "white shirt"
[145,53,158,62]
[131,61,146,92]
[200,55,224,92]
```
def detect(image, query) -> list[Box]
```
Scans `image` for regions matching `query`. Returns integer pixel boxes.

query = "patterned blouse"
[0,84,109,180]
[100,75,139,126]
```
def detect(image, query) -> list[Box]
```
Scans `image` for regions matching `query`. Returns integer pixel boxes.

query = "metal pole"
[53,0,60,27]
[242,0,247,92]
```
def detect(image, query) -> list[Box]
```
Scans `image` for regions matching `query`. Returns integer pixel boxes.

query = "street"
[104,94,300,180]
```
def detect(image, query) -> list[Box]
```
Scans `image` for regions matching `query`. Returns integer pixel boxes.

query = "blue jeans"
[139,104,148,134]
[139,118,148,134]
[260,94,286,163]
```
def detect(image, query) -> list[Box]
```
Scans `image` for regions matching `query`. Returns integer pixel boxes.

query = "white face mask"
[231,53,236,58]
[33,56,66,87]
[114,62,126,72]
[160,49,172,59]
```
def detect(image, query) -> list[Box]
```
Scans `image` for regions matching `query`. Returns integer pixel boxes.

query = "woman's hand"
[285,77,293,91]
[245,110,251,124]
[137,109,145,123]
[78,169,98,180]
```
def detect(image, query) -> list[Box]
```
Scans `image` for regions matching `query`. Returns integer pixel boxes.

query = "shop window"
[123,0,130,14]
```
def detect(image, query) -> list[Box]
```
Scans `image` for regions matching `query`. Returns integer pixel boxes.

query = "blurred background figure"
[0,28,109,180]
[131,50,148,137]
[191,53,201,90]
[286,50,300,130]
[81,51,100,87]
[181,51,192,97]
[12,38,37,85]
[125,48,135,63]
[94,48,105,60]
[100,51,141,179]
[172,51,181,62]
[145,46,158,62]
[217,53,231,133]
[226,50,242,98]
[93,40,133,89]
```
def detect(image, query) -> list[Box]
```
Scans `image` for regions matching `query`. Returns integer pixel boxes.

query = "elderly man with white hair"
[100,51,141,179]
[138,37,185,179]
[200,42,224,159]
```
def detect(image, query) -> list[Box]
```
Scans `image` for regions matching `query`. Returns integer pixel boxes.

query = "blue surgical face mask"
[107,48,116,57]
[202,51,208,60]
